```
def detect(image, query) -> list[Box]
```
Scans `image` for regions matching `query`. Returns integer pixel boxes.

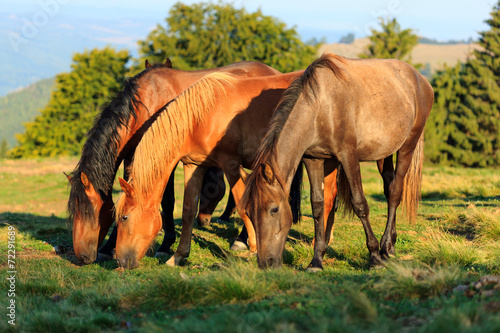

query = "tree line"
[7,1,500,167]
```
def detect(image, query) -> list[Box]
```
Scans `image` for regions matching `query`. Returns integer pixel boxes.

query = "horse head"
[241,163,293,269]
[114,178,162,269]
[68,172,114,264]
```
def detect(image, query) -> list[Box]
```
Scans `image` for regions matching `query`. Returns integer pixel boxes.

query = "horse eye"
[270,207,279,215]
[121,215,129,222]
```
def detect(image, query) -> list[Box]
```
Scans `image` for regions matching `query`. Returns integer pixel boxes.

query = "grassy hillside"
[0,159,499,332]
[0,77,54,148]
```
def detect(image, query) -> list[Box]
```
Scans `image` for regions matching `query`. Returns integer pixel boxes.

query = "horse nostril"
[80,254,90,264]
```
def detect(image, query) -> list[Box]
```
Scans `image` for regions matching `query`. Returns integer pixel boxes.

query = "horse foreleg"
[166,164,206,266]
[155,164,178,257]
[303,159,327,271]
[226,175,257,253]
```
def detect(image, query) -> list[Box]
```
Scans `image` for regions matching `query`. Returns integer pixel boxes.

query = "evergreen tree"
[425,63,468,164]
[359,17,420,68]
[10,47,130,158]
[135,2,317,74]
[425,1,500,166]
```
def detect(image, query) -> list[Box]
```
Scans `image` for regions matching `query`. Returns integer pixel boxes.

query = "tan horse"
[241,54,434,270]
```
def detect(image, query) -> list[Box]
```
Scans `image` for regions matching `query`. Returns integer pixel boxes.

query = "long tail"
[289,161,304,223]
[401,132,424,223]
[330,134,424,223]
[336,164,354,218]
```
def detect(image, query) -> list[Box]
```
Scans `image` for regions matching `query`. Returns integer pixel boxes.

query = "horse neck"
[272,95,317,189]
[115,70,207,159]
[135,159,179,210]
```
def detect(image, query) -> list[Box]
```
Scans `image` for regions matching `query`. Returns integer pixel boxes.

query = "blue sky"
[0,0,496,95]
[3,0,495,44]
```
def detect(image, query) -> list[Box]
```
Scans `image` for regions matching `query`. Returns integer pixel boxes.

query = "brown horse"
[67,60,280,264]
[241,54,434,270]
[114,70,314,269]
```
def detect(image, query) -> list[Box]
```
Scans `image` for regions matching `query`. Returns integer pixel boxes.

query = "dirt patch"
[0,158,78,176]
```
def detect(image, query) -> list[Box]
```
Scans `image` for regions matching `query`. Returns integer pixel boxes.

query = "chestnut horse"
[67,60,280,264]
[114,71,319,269]
[241,54,434,270]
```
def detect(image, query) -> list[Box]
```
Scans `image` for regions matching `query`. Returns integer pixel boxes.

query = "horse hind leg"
[379,134,424,259]
[376,156,397,258]
[339,155,383,268]
[218,192,236,223]
[197,167,226,227]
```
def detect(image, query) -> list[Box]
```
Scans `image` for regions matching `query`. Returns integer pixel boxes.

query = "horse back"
[312,56,433,161]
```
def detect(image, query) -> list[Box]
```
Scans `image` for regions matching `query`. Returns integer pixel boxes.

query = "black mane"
[68,64,165,223]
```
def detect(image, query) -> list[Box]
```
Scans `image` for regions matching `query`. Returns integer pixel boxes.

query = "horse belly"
[355,123,412,161]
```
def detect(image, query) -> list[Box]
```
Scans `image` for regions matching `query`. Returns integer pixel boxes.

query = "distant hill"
[0,78,54,149]
[1,38,480,150]
[319,38,480,75]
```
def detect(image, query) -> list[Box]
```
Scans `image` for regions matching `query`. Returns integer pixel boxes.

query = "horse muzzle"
[116,250,140,270]
[75,248,97,265]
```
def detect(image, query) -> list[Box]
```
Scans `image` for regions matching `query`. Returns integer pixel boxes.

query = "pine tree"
[425,1,500,166]
[135,2,317,74]
[359,17,420,68]
[425,63,468,164]
[9,47,130,158]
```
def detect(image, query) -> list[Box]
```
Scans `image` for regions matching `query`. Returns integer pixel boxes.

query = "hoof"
[94,252,113,263]
[230,240,248,251]
[380,248,396,260]
[306,266,323,273]
[369,253,385,270]
[154,250,173,258]
[197,218,210,227]
[165,255,183,267]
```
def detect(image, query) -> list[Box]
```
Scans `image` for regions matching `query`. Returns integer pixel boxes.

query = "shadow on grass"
[324,247,371,270]
[0,212,78,263]
[422,192,500,205]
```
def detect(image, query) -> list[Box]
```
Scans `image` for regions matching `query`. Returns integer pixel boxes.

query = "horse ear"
[118,177,135,198]
[81,172,90,189]
[63,172,72,183]
[239,166,250,183]
[81,172,99,198]
[261,163,275,185]
[165,58,172,68]
[145,59,152,68]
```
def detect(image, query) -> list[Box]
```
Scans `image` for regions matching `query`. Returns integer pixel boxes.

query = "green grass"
[1,159,500,332]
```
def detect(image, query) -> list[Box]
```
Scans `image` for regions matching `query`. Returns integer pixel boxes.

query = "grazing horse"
[67,59,280,264]
[114,71,313,269]
[240,54,434,270]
